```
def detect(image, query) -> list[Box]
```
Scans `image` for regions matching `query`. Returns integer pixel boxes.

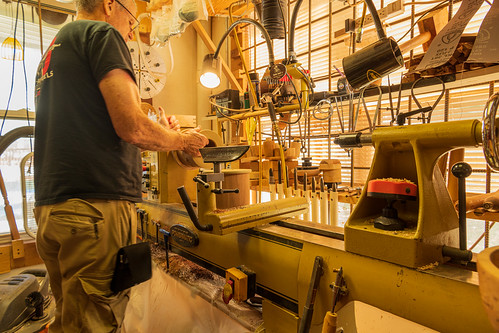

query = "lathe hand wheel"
[482,92,499,171]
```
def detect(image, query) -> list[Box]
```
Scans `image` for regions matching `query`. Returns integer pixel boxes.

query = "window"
[0,3,62,236]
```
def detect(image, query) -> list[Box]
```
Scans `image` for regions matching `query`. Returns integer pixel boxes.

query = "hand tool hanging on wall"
[320,178,328,225]
[285,166,293,198]
[396,77,445,125]
[356,84,383,132]
[277,161,284,200]
[311,177,319,223]
[329,184,339,227]
[293,168,299,197]
[269,168,276,201]
[303,173,311,222]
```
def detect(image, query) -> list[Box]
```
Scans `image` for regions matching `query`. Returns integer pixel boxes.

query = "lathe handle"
[321,311,337,333]
[482,92,499,171]
[451,162,472,251]
[395,106,433,126]
[212,188,239,194]
[177,186,213,232]
[193,176,210,188]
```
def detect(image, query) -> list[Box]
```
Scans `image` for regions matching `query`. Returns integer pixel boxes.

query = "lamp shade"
[1,37,23,61]
[200,54,221,89]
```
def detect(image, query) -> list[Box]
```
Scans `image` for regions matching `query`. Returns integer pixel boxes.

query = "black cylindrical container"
[262,0,287,39]
[342,38,403,90]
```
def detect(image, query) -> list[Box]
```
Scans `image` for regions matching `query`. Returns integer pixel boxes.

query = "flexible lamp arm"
[288,0,386,62]
[214,18,275,66]
[288,0,304,62]
[363,0,387,39]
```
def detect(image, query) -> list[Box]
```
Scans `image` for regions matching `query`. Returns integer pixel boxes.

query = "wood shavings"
[149,243,264,331]
[150,244,216,283]
[416,261,439,271]
[213,205,247,214]
[377,178,416,185]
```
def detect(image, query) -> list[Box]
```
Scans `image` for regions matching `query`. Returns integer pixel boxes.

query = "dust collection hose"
[0,126,34,156]
[288,0,386,62]
[214,18,275,66]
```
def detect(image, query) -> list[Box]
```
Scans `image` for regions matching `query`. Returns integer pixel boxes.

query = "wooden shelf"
[310,64,499,105]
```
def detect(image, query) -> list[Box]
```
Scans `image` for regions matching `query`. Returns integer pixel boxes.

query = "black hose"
[288,0,304,62]
[364,0,386,40]
[262,0,287,39]
[288,0,386,62]
[214,18,275,66]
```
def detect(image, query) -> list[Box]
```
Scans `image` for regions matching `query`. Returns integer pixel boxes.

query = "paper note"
[416,0,484,70]
[467,0,499,63]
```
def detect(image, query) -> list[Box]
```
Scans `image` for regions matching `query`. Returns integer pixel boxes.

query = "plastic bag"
[151,0,208,44]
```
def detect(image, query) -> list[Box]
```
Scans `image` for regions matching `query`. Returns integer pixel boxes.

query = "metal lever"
[159,229,170,270]
[212,188,239,194]
[451,162,472,251]
[298,256,323,333]
[193,176,210,188]
[177,186,213,231]
[395,106,433,126]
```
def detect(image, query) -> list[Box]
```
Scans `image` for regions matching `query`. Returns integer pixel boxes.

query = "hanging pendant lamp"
[1,36,24,61]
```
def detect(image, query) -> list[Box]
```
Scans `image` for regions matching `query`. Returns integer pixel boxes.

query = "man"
[33,0,209,331]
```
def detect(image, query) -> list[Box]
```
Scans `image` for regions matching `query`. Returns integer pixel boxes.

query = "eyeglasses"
[115,0,140,31]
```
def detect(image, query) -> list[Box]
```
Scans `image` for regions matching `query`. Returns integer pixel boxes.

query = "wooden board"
[0,245,11,274]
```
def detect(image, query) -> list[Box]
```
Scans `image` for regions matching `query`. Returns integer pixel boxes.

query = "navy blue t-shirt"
[34,20,142,206]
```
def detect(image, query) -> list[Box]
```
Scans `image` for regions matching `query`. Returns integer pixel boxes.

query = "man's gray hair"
[75,0,104,13]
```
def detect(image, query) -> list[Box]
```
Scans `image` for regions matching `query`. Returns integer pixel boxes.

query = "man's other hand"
[158,106,180,131]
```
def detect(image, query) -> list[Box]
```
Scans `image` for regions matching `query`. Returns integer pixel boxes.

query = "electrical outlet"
[11,239,25,259]
[335,0,405,38]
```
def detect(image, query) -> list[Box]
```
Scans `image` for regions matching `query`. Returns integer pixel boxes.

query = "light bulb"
[200,72,220,89]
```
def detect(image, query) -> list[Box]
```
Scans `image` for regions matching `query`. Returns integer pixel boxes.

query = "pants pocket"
[79,275,129,332]
[49,198,104,240]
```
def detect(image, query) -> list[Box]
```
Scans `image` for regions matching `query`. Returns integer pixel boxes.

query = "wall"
[152,17,231,132]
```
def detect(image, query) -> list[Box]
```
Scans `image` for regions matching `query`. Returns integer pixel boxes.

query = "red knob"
[222,280,234,304]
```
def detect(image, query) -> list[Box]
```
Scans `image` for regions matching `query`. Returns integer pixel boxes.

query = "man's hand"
[181,127,209,156]
[158,106,180,131]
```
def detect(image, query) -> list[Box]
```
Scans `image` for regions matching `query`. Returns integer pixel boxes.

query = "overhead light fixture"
[200,54,221,88]
[1,37,23,61]
[199,18,286,89]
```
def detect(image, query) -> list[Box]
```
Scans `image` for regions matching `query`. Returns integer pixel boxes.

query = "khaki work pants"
[35,198,137,333]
